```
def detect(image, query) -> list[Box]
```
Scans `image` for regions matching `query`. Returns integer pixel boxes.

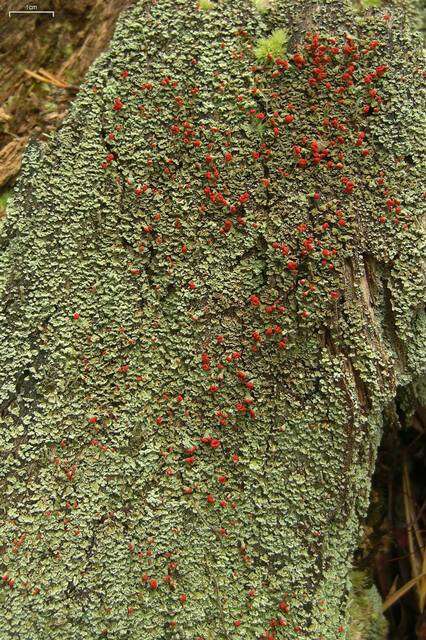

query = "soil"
[0,0,135,212]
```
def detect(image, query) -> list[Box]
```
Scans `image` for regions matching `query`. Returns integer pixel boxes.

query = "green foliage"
[254,28,288,60]
[348,571,388,639]
[199,0,215,9]
[252,0,273,13]
[0,190,9,211]
[0,191,10,231]
[361,0,382,7]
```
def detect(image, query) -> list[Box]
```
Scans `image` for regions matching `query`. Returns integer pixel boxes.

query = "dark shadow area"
[355,380,426,639]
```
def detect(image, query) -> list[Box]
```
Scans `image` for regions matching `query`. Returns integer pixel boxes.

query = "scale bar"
[9,10,55,16]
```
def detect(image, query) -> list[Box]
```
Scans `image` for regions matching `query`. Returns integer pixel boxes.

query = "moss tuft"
[0,190,10,219]
[252,0,274,13]
[361,0,382,8]
[199,0,215,10]
[254,28,288,60]
[348,571,388,639]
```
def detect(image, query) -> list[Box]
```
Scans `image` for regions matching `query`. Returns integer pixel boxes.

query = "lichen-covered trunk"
[0,1,424,638]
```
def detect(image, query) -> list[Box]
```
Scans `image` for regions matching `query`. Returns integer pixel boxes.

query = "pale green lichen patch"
[0,0,424,638]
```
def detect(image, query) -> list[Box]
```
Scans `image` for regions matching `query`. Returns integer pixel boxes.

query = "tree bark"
[0,1,424,638]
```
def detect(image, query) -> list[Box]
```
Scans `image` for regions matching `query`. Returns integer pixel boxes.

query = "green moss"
[42,99,59,113]
[199,0,215,9]
[360,0,382,7]
[0,190,10,233]
[254,28,288,59]
[348,571,388,639]
[0,190,10,212]
[252,0,274,13]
